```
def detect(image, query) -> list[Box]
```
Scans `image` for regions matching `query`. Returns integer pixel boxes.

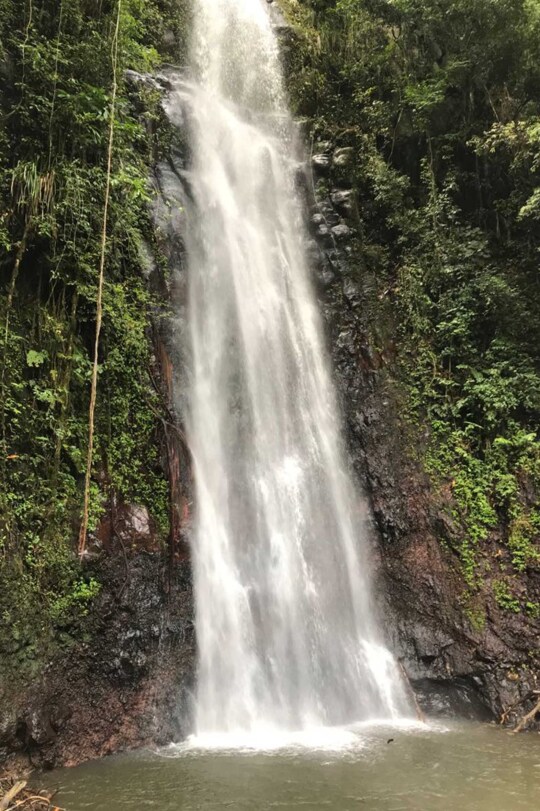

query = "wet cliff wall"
[306,145,539,726]
[0,552,194,773]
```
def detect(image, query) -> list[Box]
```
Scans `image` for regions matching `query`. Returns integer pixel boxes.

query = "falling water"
[169,0,410,738]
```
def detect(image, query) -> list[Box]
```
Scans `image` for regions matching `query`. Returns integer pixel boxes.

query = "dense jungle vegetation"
[284,0,540,616]
[1,0,539,673]
[0,0,187,672]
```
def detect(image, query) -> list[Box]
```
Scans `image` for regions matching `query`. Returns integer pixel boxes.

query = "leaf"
[34,389,56,406]
[26,349,48,367]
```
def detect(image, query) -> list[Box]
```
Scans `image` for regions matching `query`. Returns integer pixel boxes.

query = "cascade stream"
[165,0,410,738]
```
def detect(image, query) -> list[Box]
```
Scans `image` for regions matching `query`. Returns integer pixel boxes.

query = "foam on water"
[185,726,363,753]
[158,719,447,758]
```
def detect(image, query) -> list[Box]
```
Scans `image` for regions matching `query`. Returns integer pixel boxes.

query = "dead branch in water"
[499,689,536,725]
[0,779,64,811]
[398,661,426,723]
[513,696,540,734]
[0,781,27,811]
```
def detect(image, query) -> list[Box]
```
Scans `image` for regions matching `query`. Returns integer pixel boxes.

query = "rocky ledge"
[0,540,195,774]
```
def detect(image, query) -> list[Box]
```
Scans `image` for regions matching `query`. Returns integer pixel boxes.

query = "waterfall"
[167,0,410,738]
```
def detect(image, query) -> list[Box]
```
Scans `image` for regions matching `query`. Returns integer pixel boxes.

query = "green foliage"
[50,577,102,624]
[493,578,521,614]
[285,0,540,604]
[508,509,540,573]
[0,0,182,670]
[463,601,487,633]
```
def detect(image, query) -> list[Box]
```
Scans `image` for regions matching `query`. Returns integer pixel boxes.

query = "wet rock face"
[0,552,195,773]
[1,74,197,774]
[96,504,161,554]
[308,144,539,728]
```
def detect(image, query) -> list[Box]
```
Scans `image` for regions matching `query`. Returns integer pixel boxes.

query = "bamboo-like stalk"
[78,0,122,557]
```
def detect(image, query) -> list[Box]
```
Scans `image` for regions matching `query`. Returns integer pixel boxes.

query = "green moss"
[508,510,540,573]
[463,602,487,633]
[493,579,521,614]
[420,420,540,585]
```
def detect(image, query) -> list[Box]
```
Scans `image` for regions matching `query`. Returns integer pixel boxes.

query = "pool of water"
[39,720,540,811]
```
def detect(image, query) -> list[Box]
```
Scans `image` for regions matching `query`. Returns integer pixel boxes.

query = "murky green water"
[40,721,540,811]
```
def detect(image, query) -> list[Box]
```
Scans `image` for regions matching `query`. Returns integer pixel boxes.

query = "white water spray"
[167,0,410,738]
